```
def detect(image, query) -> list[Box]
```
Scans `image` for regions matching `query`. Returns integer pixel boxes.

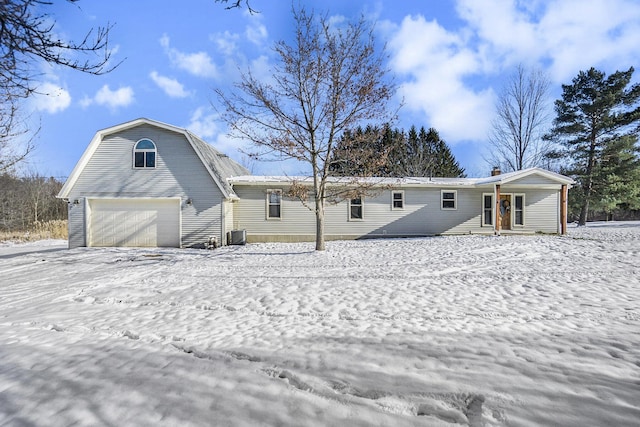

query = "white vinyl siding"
[510,189,558,233]
[65,124,224,247]
[231,184,563,242]
[88,198,180,247]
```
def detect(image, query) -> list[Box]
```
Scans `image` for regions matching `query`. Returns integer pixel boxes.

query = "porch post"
[495,184,501,235]
[560,184,568,235]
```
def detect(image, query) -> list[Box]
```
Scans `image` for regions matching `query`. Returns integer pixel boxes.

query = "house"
[229,168,573,242]
[57,118,249,248]
[58,118,574,248]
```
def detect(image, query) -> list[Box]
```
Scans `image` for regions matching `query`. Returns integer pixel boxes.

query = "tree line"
[330,124,465,178]
[487,65,640,225]
[0,173,67,232]
[545,67,640,224]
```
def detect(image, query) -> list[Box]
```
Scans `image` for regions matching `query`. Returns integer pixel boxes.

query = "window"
[392,191,404,210]
[514,194,524,226]
[483,194,493,226]
[441,190,457,210]
[134,139,156,168]
[266,189,282,219]
[349,197,363,220]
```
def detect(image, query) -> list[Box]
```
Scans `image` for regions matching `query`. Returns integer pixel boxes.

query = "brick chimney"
[491,166,501,176]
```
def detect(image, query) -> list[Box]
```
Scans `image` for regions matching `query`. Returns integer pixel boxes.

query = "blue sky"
[25,0,640,178]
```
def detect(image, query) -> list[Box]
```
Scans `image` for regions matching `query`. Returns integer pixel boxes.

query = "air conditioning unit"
[228,229,246,245]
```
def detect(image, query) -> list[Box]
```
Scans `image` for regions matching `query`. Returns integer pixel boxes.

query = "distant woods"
[0,173,67,238]
[331,124,466,178]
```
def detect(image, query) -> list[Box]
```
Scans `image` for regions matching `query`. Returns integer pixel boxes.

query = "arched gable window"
[133,139,156,168]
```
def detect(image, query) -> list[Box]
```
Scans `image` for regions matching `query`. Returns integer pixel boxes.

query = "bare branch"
[0,0,120,169]
[486,64,553,172]
[213,0,258,14]
[216,6,396,250]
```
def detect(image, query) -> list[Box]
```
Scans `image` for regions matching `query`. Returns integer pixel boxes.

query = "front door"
[500,195,511,230]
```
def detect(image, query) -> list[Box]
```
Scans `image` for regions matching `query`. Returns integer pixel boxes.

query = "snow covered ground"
[0,222,639,426]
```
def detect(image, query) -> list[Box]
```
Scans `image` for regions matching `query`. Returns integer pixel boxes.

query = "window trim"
[349,196,364,221]
[266,189,282,220]
[482,193,494,227]
[441,190,457,210]
[514,193,525,226]
[133,138,157,169]
[391,190,404,210]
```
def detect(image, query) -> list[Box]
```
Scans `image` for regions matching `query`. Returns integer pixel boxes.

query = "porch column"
[495,184,501,235]
[560,184,568,235]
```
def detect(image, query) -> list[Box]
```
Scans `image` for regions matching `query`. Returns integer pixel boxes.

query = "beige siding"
[508,187,559,233]
[67,124,224,247]
[508,174,562,186]
[233,184,562,242]
[234,185,486,241]
[434,188,486,234]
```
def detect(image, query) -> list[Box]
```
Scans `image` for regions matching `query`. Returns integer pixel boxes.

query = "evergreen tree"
[591,135,640,218]
[332,125,465,178]
[545,67,640,225]
[431,128,466,177]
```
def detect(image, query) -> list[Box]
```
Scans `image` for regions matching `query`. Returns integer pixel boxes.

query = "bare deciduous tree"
[486,64,552,172]
[0,171,65,232]
[0,101,37,173]
[217,6,396,250]
[0,0,118,171]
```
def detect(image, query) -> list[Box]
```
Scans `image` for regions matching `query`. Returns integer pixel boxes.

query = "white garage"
[88,198,181,247]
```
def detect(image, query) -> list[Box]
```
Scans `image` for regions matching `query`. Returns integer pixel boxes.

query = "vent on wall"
[228,229,246,245]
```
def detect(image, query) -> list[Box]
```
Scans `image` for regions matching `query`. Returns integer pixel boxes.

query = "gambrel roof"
[58,118,249,199]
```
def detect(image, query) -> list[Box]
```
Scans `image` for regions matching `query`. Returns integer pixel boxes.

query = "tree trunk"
[312,152,326,251]
[315,196,325,251]
[578,196,589,226]
[578,133,598,226]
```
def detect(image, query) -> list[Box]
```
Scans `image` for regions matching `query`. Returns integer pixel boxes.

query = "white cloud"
[389,15,494,143]
[32,82,71,114]
[149,71,191,98]
[211,31,240,56]
[160,34,218,78]
[455,0,640,82]
[186,107,220,139]
[187,107,251,161]
[387,0,640,147]
[81,85,134,109]
[245,23,268,46]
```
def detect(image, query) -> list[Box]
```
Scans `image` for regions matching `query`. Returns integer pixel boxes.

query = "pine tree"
[429,128,466,177]
[545,67,640,225]
[591,135,640,218]
[331,125,465,178]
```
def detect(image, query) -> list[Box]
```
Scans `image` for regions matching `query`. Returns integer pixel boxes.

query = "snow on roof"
[228,167,574,187]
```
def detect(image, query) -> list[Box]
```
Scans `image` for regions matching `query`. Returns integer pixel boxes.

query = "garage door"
[89,198,180,247]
